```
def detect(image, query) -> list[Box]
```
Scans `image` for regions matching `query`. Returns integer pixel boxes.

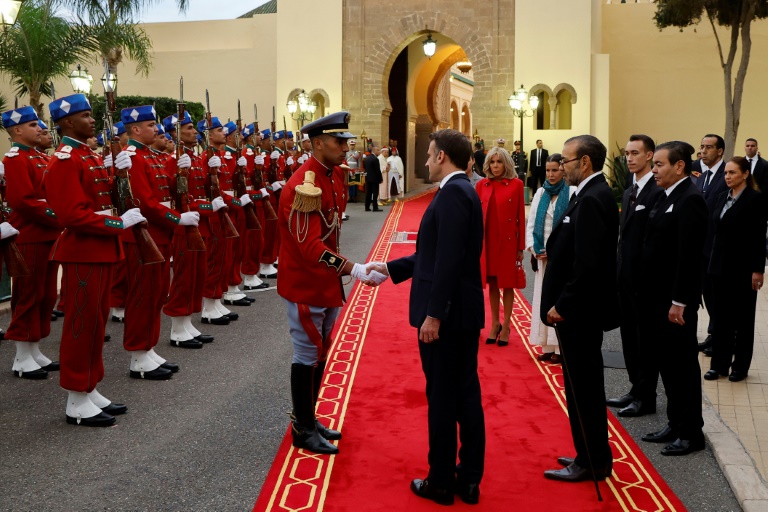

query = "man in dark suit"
[370,129,485,506]
[745,138,768,193]
[638,141,707,456]
[696,134,728,353]
[473,142,486,175]
[540,135,619,483]
[608,134,665,418]
[363,146,383,212]
[528,139,549,194]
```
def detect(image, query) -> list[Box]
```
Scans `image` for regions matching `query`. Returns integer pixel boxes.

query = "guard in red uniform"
[278,111,383,454]
[162,113,216,347]
[43,94,128,426]
[108,120,129,324]
[120,105,198,379]
[240,124,270,291]
[258,129,280,278]
[2,107,61,379]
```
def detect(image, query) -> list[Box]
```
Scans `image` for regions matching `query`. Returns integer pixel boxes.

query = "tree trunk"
[728,0,757,160]
[28,88,43,118]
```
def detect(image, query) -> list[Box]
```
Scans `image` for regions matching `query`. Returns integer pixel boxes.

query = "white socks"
[12,342,42,372]
[29,343,53,367]
[202,297,224,319]
[223,285,246,301]
[148,348,166,365]
[130,350,160,372]
[86,389,111,408]
[260,263,277,276]
[170,316,194,341]
[183,316,201,337]
[242,274,264,288]
[66,391,103,419]
[110,307,125,320]
[214,299,231,316]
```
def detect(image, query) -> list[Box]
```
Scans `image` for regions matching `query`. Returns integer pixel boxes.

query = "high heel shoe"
[486,326,501,345]
[497,327,510,347]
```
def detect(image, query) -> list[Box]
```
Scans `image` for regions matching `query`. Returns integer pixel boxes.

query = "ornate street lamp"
[0,0,24,27]
[422,32,436,59]
[69,64,93,94]
[508,84,539,204]
[101,68,117,93]
[287,89,317,128]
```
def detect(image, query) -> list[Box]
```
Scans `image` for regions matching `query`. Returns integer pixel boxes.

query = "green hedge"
[88,95,206,130]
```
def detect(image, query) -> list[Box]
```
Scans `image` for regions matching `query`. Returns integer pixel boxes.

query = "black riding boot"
[291,363,338,454]
[313,361,342,441]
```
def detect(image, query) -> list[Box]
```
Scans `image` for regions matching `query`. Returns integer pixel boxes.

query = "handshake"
[350,262,389,287]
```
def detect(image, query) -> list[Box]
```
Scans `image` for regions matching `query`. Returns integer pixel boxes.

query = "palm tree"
[62,0,188,81]
[0,1,97,115]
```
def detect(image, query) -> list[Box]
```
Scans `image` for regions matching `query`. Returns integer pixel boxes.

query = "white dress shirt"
[575,171,603,196]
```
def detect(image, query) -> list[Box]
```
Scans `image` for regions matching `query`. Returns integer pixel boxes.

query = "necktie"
[748,158,753,170]
[536,150,541,167]
[629,183,639,208]
[702,169,712,192]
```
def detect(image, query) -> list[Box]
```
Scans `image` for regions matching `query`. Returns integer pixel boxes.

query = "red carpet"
[254,191,687,512]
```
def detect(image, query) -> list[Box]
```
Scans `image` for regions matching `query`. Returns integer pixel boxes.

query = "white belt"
[224,190,235,197]
[246,186,253,191]
[95,210,112,216]
[37,198,47,203]
[161,201,172,208]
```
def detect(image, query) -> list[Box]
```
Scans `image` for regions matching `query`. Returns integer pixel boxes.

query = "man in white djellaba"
[387,147,404,200]
[377,147,390,206]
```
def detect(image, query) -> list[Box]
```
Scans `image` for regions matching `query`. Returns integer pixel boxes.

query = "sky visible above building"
[138,0,271,23]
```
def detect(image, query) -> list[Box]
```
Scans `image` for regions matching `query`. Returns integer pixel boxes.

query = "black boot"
[290,364,339,454]
[313,361,342,441]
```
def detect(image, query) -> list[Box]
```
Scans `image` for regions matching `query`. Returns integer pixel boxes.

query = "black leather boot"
[291,363,339,454]
[313,361,342,441]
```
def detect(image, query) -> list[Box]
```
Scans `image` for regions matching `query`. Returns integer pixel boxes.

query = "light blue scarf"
[533,179,569,254]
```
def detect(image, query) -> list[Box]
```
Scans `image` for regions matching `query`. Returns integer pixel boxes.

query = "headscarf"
[533,179,569,254]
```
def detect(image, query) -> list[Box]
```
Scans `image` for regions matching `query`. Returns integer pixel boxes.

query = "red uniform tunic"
[475,177,526,288]
[277,156,349,308]
[260,148,281,263]
[221,146,245,289]
[3,144,62,343]
[42,136,125,392]
[240,144,264,277]
[122,140,180,352]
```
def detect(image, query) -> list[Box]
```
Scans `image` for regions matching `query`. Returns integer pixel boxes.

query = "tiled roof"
[239,0,277,17]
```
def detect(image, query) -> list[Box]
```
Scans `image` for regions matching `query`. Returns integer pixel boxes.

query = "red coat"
[4,143,62,244]
[42,137,125,263]
[185,148,215,238]
[475,177,526,287]
[277,156,349,308]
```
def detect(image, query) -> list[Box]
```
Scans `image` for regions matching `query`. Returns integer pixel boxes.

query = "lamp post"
[69,64,93,95]
[287,89,316,130]
[422,31,436,59]
[0,0,24,27]
[508,84,539,204]
[101,67,117,93]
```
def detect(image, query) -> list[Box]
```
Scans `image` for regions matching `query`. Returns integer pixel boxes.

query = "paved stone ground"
[0,192,742,511]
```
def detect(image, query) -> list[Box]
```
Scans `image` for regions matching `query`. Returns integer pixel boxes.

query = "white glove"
[237,156,247,167]
[0,161,5,179]
[299,155,308,164]
[177,153,192,169]
[254,155,265,165]
[271,181,283,191]
[366,270,388,285]
[286,156,294,166]
[0,221,19,239]
[239,194,252,207]
[270,151,280,160]
[351,263,387,285]
[114,151,132,170]
[121,208,146,229]
[102,154,113,169]
[179,211,200,226]
[208,155,221,168]
[211,196,226,212]
[259,187,269,197]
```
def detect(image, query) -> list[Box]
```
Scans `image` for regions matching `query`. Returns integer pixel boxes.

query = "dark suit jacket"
[529,148,549,175]
[388,173,484,331]
[697,161,728,257]
[363,153,382,184]
[639,178,707,310]
[540,173,620,330]
[751,157,768,193]
[708,186,767,279]
[617,176,664,288]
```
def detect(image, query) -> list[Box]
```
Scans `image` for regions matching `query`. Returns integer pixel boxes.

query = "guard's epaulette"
[4,147,20,158]
[126,146,137,155]
[246,148,254,156]
[53,151,71,160]
[292,171,323,213]
[223,152,233,159]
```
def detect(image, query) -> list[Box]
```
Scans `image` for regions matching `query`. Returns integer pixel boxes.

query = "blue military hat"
[273,130,286,141]
[2,106,39,128]
[165,133,173,141]
[260,128,271,140]
[241,123,256,138]
[162,111,192,133]
[49,94,91,123]
[197,117,222,133]
[301,111,354,139]
[113,121,126,136]
[156,123,165,135]
[286,131,294,139]
[121,105,157,125]
[38,119,48,130]
[196,133,203,145]
[96,132,105,146]
[222,121,237,136]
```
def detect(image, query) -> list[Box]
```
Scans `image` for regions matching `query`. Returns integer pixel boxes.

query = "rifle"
[49,82,60,148]
[204,89,239,239]
[174,77,206,251]
[103,59,165,265]
[0,180,30,277]
[234,100,261,231]
[250,105,277,221]
[268,106,278,183]
[282,115,294,180]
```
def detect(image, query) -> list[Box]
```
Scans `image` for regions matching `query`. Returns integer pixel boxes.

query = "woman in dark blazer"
[475,146,525,347]
[705,156,767,382]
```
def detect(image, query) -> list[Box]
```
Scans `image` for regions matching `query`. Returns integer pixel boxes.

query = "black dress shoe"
[661,437,705,456]
[129,367,173,380]
[41,361,60,372]
[201,316,230,325]
[544,462,612,482]
[170,338,203,349]
[258,272,277,279]
[0,329,4,341]
[606,393,634,408]
[410,478,454,506]
[537,352,553,361]
[244,296,256,303]
[618,400,655,417]
[160,361,180,373]
[729,371,748,382]
[704,369,724,380]
[66,412,116,427]
[13,368,48,379]
[104,334,112,342]
[372,208,383,212]
[225,312,239,321]
[111,315,124,323]
[51,314,58,321]
[642,425,677,443]
[223,297,251,306]
[53,309,64,317]
[703,346,713,357]
[315,420,342,441]
[195,334,214,343]
[291,424,339,454]
[244,283,270,290]
[364,208,371,212]
[557,456,575,467]
[455,481,480,505]
[698,334,713,351]
[101,403,128,416]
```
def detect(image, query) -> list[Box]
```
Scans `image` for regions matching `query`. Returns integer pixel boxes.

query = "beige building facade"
[3,0,768,189]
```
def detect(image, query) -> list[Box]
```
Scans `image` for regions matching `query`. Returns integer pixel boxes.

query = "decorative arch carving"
[553,83,578,104]
[286,88,304,104]
[528,83,553,98]
[426,48,468,125]
[307,88,331,110]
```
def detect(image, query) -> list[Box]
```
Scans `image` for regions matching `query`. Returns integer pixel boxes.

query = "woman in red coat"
[475,146,526,346]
